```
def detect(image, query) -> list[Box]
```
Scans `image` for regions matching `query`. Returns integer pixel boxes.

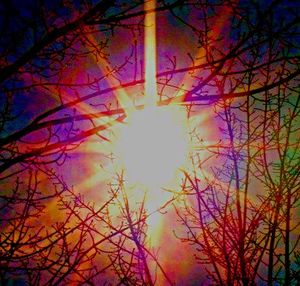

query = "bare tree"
[173,1,300,285]
[0,0,299,285]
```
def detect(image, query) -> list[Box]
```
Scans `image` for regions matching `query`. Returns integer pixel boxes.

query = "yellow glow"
[115,106,188,190]
[144,0,157,106]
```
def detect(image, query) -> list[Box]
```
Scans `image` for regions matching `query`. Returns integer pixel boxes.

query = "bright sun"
[111,0,190,227]
[115,105,188,189]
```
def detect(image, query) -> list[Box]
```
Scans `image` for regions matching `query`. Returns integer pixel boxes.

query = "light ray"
[144,0,157,106]
[84,31,135,116]
[174,4,236,101]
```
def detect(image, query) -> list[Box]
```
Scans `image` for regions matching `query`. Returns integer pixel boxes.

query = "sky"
[0,0,299,285]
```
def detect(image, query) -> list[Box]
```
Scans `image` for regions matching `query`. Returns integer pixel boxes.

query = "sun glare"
[110,0,191,248]
[115,105,188,190]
